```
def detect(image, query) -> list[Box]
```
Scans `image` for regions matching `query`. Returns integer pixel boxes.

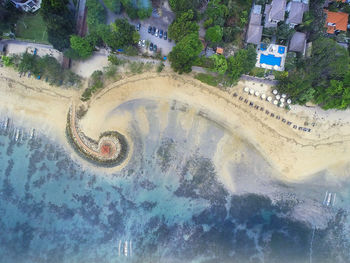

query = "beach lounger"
[298,127,303,130]
[276,116,280,120]
[244,99,248,103]
[233,93,238,97]
[308,129,311,132]
[303,128,308,131]
[287,121,292,125]
[265,110,269,114]
[282,118,286,123]
[293,125,297,129]
[239,96,243,100]
[270,113,275,117]
[260,107,264,111]
[254,105,259,109]
[249,102,254,106]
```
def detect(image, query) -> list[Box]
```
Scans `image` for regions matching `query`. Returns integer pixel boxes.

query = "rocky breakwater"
[66,105,128,167]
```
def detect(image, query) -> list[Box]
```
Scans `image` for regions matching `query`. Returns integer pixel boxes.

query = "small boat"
[333,193,336,206]
[130,241,132,257]
[4,118,9,130]
[323,191,328,205]
[118,240,121,257]
[326,193,332,207]
[15,129,20,142]
[30,128,35,140]
[124,241,128,257]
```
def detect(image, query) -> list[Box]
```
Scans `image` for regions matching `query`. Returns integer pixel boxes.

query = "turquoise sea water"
[1,100,350,263]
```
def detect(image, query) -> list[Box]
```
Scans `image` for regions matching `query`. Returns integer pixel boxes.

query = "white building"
[11,0,41,12]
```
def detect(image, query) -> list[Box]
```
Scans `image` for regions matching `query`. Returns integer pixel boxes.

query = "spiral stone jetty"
[66,105,128,167]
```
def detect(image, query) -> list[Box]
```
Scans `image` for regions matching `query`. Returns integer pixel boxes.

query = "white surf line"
[333,193,336,206]
[323,191,328,205]
[309,226,316,263]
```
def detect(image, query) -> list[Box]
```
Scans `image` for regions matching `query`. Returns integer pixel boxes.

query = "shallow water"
[0,99,350,263]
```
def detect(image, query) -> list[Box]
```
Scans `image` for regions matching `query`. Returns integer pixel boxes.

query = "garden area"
[15,13,48,44]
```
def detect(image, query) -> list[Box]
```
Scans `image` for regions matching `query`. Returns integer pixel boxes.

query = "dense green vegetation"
[0,0,21,36]
[169,33,203,74]
[67,17,139,60]
[2,53,80,86]
[277,38,350,109]
[102,0,152,19]
[168,10,199,42]
[86,0,106,31]
[226,46,257,81]
[204,0,253,46]
[41,0,75,51]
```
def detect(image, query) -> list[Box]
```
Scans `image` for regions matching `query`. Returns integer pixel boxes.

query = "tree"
[168,10,199,42]
[70,35,94,59]
[169,33,203,73]
[227,46,257,81]
[205,25,223,44]
[168,0,200,14]
[204,0,228,27]
[210,54,227,74]
[103,0,122,13]
[41,0,74,51]
[86,0,106,31]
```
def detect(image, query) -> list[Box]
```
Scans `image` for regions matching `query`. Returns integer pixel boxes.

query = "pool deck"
[256,44,287,71]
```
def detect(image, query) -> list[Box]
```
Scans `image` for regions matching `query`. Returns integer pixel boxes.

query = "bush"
[1,55,13,67]
[157,62,165,72]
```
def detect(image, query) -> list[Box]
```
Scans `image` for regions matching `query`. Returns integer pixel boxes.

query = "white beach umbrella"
[276,94,281,100]
[267,96,272,102]
[287,99,292,104]
[282,94,287,98]
[273,89,278,95]
[280,98,285,103]
[255,91,260,97]
[261,94,266,100]
[249,89,254,95]
[274,65,279,70]
[244,87,249,93]
[279,103,284,108]
[273,100,278,105]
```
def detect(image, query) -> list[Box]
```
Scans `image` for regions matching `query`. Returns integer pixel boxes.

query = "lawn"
[15,13,48,44]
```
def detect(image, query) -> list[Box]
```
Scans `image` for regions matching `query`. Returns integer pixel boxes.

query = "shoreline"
[1,66,350,180]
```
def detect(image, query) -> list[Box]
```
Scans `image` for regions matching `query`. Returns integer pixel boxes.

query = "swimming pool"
[260,54,281,66]
[278,46,285,54]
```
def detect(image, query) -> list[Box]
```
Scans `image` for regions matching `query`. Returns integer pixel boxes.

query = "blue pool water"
[260,43,267,51]
[278,46,285,54]
[260,54,282,66]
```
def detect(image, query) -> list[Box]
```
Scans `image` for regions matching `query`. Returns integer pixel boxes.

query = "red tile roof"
[325,9,349,34]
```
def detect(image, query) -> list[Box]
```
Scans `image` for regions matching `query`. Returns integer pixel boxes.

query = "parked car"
[148,26,152,33]
[136,23,141,31]
[152,26,156,35]
[155,29,159,37]
[153,44,157,52]
[164,31,167,40]
[141,40,146,47]
[138,40,142,46]
[159,29,163,38]
[149,43,153,51]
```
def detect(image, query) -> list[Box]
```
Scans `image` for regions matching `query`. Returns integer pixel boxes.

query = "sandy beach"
[1,66,350,181]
